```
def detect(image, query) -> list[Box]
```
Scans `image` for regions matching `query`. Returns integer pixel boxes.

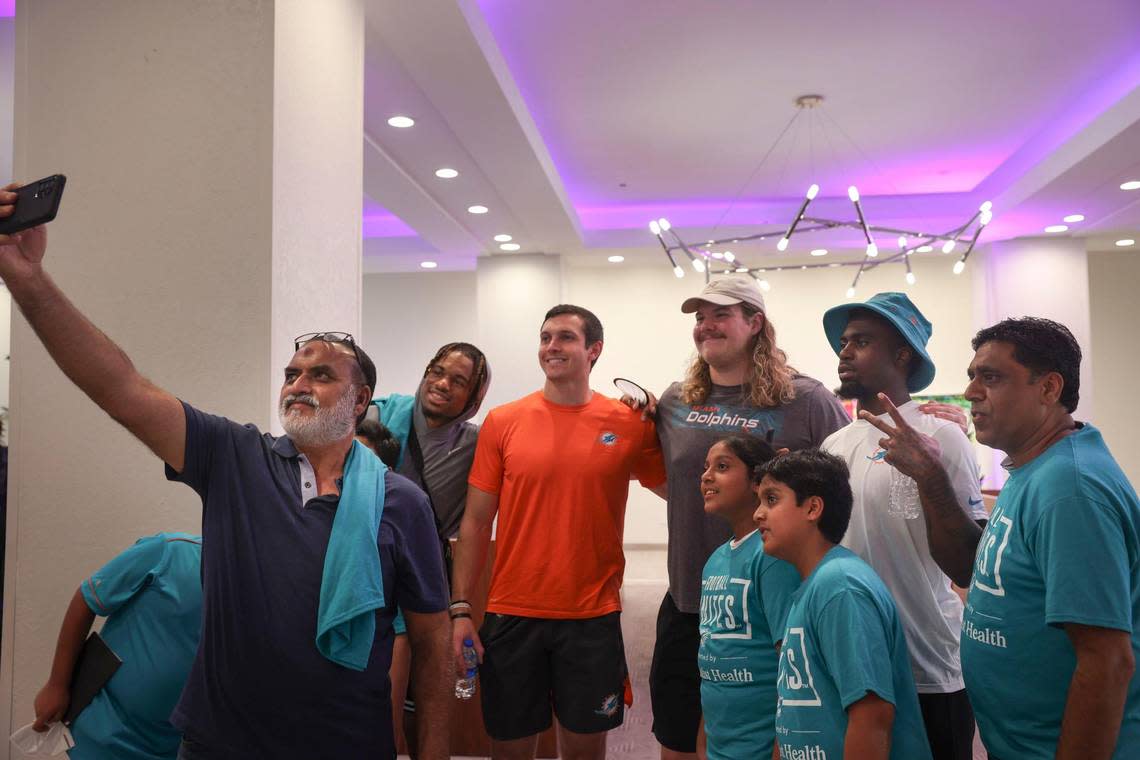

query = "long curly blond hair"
[680,303,797,408]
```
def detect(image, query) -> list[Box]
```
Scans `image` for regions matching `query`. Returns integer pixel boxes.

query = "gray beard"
[279,388,358,448]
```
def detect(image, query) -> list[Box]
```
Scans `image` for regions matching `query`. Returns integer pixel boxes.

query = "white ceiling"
[361,0,1140,272]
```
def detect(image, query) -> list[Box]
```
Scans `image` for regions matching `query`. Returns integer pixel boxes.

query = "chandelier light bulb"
[724,251,736,262]
[942,240,956,254]
[980,201,993,212]
[806,184,820,200]
[866,242,879,258]
[692,258,706,273]
[673,265,685,278]
[906,271,916,285]
[658,218,671,231]
[848,186,860,202]
[953,260,966,275]
[897,236,908,249]
[711,252,724,259]
[649,220,661,235]
[758,279,771,292]
[917,245,933,253]
[980,209,993,226]
[846,287,856,298]
[777,237,790,252]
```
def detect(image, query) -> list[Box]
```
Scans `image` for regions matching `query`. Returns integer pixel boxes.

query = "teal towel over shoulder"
[315,440,387,671]
[372,394,415,469]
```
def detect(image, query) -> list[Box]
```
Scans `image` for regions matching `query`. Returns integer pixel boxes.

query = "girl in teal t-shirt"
[697,435,801,759]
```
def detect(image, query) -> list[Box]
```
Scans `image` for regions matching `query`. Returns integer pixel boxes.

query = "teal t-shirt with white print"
[698,530,800,759]
[962,424,1140,759]
[775,546,931,760]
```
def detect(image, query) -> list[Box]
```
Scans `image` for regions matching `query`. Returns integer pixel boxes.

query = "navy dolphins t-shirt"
[656,376,850,613]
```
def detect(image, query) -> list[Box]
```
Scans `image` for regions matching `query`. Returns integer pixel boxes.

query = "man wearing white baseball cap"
[639,275,850,759]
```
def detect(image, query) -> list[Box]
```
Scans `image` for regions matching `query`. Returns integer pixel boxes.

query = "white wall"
[362,255,979,543]
[0,18,13,186]
[362,270,478,397]
[1089,249,1140,485]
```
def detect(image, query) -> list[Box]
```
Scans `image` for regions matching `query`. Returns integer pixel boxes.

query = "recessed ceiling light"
[387,115,415,128]
[810,248,828,257]
[493,234,512,242]
[467,205,488,214]
[1120,180,1140,191]
[420,260,437,269]
[500,243,520,251]
[607,255,624,263]
[1044,224,1068,233]
[1116,239,1136,247]
[916,245,933,253]
[1063,214,1084,223]
[435,168,459,179]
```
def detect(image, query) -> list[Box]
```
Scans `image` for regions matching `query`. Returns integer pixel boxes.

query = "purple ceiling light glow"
[473,0,1140,246]
[362,197,418,238]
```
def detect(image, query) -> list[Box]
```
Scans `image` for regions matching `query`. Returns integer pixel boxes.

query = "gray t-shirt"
[657,375,850,613]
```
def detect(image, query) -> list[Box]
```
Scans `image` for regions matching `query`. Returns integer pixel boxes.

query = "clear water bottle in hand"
[887,467,922,520]
[455,637,478,699]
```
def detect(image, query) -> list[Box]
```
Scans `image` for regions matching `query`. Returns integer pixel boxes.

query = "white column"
[1,2,362,751]
[970,237,1093,486]
[475,253,563,411]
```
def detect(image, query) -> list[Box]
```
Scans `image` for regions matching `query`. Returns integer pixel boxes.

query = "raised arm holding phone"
[0,183,453,760]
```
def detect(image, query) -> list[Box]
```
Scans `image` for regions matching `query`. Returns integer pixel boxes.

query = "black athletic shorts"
[479,611,628,741]
[918,689,976,760]
[649,592,702,753]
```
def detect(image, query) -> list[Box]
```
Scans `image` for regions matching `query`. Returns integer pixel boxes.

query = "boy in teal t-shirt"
[962,424,1140,758]
[33,533,203,760]
[697,435,800,759]
[754,450,931,760]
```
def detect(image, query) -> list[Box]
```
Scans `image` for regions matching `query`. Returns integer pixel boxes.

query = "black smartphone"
[0,173,66,235]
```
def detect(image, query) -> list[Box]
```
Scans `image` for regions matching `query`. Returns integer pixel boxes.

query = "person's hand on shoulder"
[620,390,659,421]
[917,401,969,436]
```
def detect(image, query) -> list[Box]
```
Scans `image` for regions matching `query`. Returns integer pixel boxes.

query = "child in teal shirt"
[755,450,931,760]
[698,435,801,759]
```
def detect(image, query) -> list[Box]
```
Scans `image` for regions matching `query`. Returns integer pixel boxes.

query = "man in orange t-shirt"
[451,304,667,759]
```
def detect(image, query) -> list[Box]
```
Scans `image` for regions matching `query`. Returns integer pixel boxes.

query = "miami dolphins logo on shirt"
[866,449,888,463]
[599,432,618,445]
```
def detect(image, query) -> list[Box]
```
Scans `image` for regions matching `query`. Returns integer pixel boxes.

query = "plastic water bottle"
[887,467,922,520]
[455,638,478,699]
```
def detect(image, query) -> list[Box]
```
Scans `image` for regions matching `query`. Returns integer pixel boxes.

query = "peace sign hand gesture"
[858,393,943,484]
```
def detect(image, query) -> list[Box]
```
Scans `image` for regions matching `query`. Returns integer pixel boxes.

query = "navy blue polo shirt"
[166,402,448,759]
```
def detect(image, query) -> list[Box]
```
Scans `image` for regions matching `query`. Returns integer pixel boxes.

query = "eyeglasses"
[293,332,365,374]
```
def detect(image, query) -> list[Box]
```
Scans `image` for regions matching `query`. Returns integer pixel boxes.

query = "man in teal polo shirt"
[866,316,1140,758]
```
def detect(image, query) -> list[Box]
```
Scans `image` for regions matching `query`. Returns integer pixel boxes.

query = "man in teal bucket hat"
[819,292,988,760]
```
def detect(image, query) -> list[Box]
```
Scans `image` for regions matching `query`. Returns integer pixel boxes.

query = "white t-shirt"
[821,400,987,693]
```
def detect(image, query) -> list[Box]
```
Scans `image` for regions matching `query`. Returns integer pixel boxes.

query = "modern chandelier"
[648,95,993,296]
